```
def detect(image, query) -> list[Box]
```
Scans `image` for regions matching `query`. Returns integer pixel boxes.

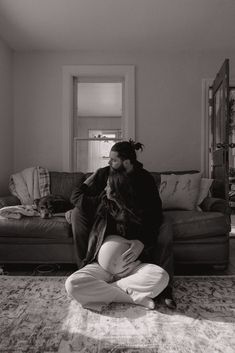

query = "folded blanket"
[9,166,50,205]
[0,205,39,219]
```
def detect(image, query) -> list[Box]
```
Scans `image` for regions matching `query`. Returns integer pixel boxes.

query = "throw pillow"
[197,178,214,210]
[159,173,202,210]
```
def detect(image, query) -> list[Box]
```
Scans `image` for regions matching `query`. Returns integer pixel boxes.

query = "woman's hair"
[108,169,134,208]
[111,139,144,165]
[98,169,142,234]
[106,170,142,231]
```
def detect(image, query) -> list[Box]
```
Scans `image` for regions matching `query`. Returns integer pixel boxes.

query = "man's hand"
[121,239,144,264]
[65,209,73,224]
[84,169,100,186]
[114,260,141,279]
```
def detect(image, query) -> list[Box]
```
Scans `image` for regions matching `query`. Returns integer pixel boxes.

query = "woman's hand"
[121,239,144,264]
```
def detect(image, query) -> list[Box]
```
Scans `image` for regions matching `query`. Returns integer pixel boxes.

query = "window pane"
[74,135,121,172]
[77,82,122,116]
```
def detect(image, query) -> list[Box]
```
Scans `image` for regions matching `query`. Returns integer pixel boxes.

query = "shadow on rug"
[0,275,234,353]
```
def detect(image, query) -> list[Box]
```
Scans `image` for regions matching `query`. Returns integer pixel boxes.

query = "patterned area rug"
[0,275,235,353]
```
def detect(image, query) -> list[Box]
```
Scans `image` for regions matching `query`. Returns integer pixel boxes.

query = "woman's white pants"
[65,262,169,311]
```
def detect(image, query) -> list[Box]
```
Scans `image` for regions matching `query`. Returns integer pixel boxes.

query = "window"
[73,79,123,172]
[62,66,135,172]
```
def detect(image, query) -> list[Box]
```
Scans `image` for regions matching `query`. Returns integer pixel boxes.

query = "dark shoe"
[157,285,177,310]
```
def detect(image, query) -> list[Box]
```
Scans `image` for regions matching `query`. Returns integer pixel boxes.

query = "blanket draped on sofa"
[0,205,39,219]
[9,166,50,205]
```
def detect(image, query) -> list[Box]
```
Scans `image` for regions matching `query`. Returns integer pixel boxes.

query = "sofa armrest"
[200,197,231,215]
[0,195,21,209]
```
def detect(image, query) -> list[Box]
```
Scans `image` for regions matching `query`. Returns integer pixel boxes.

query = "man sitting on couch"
[69,140,176,309]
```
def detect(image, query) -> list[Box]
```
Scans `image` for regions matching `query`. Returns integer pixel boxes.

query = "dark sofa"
[0,171,231,268]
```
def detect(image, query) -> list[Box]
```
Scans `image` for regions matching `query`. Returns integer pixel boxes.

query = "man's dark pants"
[152,214,174,285]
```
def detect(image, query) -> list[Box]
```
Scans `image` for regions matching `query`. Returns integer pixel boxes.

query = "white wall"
[0,37,13,194]
[13,50,235,173]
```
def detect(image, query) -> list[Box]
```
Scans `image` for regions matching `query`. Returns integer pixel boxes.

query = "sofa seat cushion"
[0,216,71,239]
[165,210,230,240]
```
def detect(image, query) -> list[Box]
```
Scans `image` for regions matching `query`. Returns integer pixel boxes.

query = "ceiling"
[0,0,234,52]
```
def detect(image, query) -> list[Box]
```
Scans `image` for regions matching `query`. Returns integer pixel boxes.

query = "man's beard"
[110,164,126,172]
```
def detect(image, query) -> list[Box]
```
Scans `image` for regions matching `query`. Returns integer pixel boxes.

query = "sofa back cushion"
[48,170,213,209]
[49,172,85,201]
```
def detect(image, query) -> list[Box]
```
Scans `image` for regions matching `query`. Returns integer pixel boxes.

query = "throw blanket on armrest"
[9,166,50,205]
[0,205,39,219]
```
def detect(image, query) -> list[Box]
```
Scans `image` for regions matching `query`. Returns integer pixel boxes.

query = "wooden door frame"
[201,78,235,177]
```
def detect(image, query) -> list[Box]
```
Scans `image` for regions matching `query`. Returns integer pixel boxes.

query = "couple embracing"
[65,140,176,311]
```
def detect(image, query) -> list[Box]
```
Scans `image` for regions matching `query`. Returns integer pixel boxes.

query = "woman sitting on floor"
[65,169,169,311]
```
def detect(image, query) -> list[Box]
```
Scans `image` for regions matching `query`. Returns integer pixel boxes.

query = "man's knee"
[71,205,93,229]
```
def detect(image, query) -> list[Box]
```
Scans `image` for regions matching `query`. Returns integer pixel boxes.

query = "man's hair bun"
[128,139,144,152]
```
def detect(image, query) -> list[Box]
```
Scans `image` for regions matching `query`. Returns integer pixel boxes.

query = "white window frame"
[62,65,135,172]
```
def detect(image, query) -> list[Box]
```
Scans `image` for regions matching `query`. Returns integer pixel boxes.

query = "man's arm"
[70,166,109,206]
